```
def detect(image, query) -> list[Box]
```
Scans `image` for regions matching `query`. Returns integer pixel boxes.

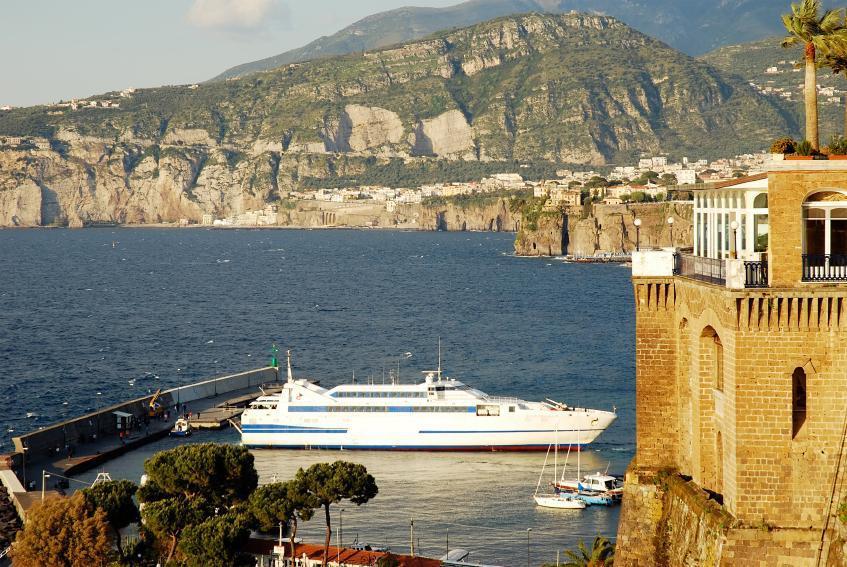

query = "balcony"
[743,261,768,288]
[673,252,726,285]
[802,254,847,282]
[634,251,769,289]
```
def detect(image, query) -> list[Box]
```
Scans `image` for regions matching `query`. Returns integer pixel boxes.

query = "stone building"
[618,162,847,565]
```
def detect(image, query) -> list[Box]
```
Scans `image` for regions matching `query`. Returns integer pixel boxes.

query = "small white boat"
[533,434,586,510]
[533,494,586,509]
[554,430,622,506]
[169,418,192,437]
[556,472,623,499]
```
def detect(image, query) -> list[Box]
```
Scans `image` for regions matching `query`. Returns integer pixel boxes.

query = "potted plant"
[769,136,796,160]
[827,135,847,159]
[786,139,816,160]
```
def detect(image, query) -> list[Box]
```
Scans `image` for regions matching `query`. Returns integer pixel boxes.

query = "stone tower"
[616,163,847,566]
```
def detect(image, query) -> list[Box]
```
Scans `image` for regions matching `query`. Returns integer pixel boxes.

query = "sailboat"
[554,429,621,506]
[533,432,586,510]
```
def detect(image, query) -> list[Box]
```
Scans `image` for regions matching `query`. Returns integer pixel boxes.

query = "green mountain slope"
[701,36,846,142]
[0,13,798,166]
[213,0,809,81]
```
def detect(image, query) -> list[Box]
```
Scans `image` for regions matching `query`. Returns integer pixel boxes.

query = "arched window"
[792,367,807,438]
[802,191,847,280]
[753,193,768,208]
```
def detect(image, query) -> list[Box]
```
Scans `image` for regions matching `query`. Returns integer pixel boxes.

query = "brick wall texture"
[618,171,847,565]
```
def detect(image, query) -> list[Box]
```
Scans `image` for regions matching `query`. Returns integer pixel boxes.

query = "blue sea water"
[0,228,635,565]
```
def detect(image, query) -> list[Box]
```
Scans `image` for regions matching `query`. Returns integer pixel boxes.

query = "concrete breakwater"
[10,367,277,459]
[1,367,277,520]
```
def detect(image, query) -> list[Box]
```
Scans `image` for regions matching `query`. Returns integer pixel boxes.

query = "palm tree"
[561,536,615,567]
[782,0,844,150]
[819,33,847,137]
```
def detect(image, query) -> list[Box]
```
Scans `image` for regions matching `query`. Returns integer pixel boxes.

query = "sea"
[0,228,635,566]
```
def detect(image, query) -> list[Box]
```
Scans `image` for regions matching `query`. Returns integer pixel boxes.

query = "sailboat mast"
[554,428,558,483]
[577,427,581,483]
[535,443,552,497]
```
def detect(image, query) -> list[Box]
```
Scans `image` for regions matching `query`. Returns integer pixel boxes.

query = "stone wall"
[616,468,825,567]
[632,278,679,470]
[765,170,847,287]
[621,276,847,564]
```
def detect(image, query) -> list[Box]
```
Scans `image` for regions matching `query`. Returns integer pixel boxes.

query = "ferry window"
[792,368,807,438]
[476,405,500,416]
[509,406,515,413]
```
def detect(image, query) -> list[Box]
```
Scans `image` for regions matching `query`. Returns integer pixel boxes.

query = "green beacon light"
[270,343,279,368]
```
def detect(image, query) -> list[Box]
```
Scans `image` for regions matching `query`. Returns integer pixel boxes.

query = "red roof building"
[245,538,443,567]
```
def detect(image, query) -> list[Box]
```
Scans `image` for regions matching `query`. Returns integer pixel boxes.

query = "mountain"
[0,13,797,227]
[700,36,846,142]
[213,0,797,81]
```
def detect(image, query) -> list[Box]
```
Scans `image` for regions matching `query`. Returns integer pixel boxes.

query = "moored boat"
[533,494,586,509]
[169,417,192,437]
[555,472,624,504]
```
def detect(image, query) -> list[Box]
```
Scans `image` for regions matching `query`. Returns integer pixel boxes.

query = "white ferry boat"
[240,351,617,451]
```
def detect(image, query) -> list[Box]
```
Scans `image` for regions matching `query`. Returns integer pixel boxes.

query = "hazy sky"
[1,0,458,108]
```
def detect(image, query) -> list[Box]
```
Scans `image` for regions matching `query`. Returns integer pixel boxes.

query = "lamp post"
[730,220,739,259]
[20,446,28,490]
[667,216,675,248]
[41,470,51,501]
[526,528,532,567]
[634,218,642,251]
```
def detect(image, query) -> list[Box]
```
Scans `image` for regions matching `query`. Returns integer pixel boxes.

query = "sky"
[0,0,458,108]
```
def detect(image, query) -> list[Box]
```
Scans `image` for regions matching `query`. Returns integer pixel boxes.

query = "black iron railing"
[743,261,768,288]
[802,254,847,282]
[673,252,726,285]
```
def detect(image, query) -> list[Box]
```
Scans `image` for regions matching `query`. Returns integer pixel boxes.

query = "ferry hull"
[240,412,615,451]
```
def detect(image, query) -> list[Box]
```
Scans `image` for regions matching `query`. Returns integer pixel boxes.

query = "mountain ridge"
[212,0,803,81]
[0,13,797,164]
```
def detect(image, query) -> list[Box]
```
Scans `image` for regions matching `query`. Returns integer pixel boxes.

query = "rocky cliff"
[0,13,793,226]
[515,201,694,256]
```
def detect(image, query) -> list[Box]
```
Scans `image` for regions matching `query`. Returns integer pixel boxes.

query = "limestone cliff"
[418,197,518,231]
[515,202,694,256]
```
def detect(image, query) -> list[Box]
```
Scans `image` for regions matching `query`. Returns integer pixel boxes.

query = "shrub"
[795,140,814,156]
[827,135,847,155]
[770,136,796,154]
